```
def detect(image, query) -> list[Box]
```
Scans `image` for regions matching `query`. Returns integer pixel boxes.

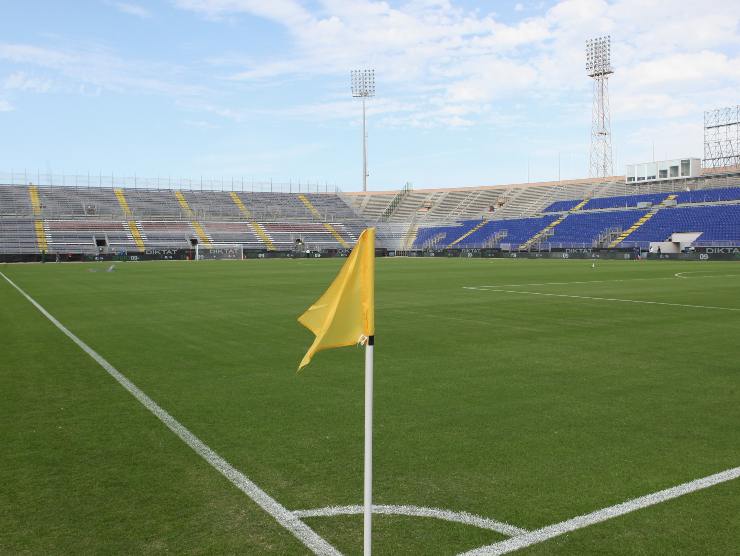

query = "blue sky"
[0,0,738,191]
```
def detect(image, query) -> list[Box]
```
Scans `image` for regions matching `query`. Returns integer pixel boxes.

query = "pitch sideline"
[0,271,341,556]
[470,272,740,289]
[464,287,740,312]
[458,466,740,555]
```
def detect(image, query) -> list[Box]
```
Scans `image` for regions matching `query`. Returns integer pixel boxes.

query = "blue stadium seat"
[674,186,740,204]
[543,199,583,212]
[583,193,667,210]
[629,205,740,244]
[546,210,647,246]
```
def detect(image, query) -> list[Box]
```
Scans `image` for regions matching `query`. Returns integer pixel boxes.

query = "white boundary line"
[0,271,341,556]
[293,504,528,537]
[471,273,740,289]
[463,287,740,312]
[674,271,740,279]
[469,278,672,288]
[458,466,740,555]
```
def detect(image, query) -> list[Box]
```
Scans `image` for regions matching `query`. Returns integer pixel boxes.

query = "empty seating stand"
[413,184,740,249]
[545,210,648,247]
[414,216,558,249]
[139,221,193,248]
[0,186,33,216]
[674,186,740,204]
[46,220,136,253]
[629,205,740,245]
[2,182,739,254]
[543,199,583,213]
[0,184,367,254]
[204,222,262,247]
[0,219,38,253]
[454,216,558,249]
[583,193,667,210]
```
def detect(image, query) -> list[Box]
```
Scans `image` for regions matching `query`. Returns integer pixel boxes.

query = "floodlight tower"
[586,36,614,178]
[351,69,375,192]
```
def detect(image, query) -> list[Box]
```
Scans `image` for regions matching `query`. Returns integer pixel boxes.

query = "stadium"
[1,2,739,555]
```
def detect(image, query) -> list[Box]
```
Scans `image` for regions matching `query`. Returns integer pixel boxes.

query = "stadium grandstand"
[2,165,739,260]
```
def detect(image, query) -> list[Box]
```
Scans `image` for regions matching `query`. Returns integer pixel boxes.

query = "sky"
[0,0,738,192]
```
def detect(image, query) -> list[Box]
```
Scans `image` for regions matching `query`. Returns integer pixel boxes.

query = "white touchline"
[0,271,341,556]
[471,272,740,289]
[674,271,740,279]
[293,504,528,538]
[470,273,740,289]
[463,287,740,312]
[458,466,740,555]
[470,278,659,288]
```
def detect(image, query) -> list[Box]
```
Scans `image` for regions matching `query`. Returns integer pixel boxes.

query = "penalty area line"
[0,271,341,556]
[463,287,740,312]
[458,465,740,555]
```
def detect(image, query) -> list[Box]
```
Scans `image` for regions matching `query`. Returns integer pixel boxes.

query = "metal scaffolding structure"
[703,105,740,169]
[586,35,614,178]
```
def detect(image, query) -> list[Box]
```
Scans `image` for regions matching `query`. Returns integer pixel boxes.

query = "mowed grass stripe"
[0,271,339,555]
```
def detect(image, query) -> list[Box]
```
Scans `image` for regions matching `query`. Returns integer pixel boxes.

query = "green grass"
[1,258,739,554]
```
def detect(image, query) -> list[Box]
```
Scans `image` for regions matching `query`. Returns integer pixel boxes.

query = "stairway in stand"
[609,194,677,247]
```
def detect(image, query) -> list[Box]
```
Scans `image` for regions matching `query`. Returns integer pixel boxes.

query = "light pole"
[351,69,375,192]
[586,36,614,178]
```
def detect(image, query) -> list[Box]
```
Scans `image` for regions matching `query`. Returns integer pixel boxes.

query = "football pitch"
[1,257,739,555]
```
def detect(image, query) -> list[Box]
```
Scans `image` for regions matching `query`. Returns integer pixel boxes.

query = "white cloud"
[4,71,53,92]
[623,51,740,89]
[0,42,206,97]
[173,0,740,129]
[0,44,75,67]
[624,120,704,162]
[173,0,310,24]
[183,119,219,129]
[107,1,152,19]
[3,0,739,137]
[0,99,13,112]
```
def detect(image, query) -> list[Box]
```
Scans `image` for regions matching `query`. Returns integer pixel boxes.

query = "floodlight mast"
[351,69,375,192]
[703,105,740,169]
[586,36,614,178]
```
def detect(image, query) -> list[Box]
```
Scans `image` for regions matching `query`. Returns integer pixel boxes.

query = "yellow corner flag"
[298,227,375,369]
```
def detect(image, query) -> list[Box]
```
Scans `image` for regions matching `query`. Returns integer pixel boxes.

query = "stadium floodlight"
[585,35,612,77]
[351,69,375,192]
[351,68,375,98]
[586,35,614,178]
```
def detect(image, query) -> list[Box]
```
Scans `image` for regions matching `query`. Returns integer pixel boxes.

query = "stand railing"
[379,182,412,222]
[0,171,341,194]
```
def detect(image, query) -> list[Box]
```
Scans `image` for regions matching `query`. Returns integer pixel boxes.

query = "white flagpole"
[363,335,374,556]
